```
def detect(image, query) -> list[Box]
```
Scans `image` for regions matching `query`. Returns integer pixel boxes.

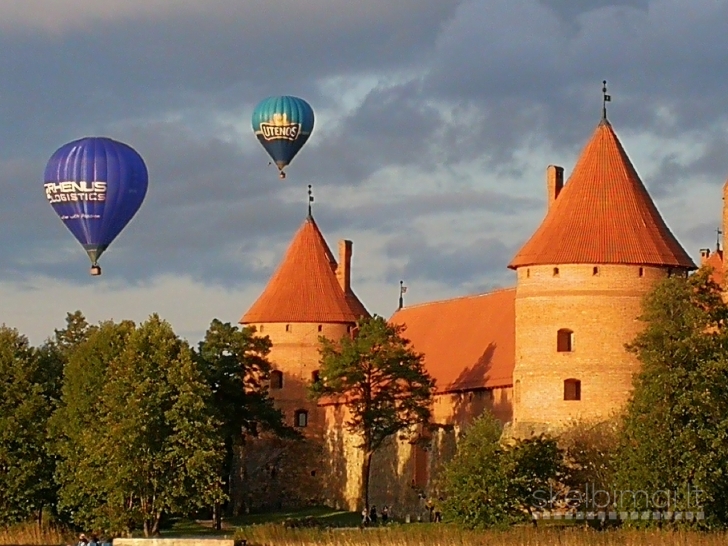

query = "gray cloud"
[384,230,516,287]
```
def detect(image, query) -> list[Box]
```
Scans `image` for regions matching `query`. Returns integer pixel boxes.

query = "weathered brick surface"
[512,263,672,435]
[253,321,351,434]
[322,387,512,512]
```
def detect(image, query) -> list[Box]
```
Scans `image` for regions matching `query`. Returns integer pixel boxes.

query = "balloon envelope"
[252,96,314,176]
[44,137,148,268]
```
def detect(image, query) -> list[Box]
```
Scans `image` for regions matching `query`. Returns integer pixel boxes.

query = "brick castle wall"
[512,263,674,435]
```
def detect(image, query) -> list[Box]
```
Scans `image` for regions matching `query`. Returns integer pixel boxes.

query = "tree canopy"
[616,269,728,527]
[0,326,60,525]
[52,315,225,536]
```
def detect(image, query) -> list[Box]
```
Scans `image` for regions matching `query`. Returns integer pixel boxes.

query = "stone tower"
[508,117,695,436]
[240,212,369,435]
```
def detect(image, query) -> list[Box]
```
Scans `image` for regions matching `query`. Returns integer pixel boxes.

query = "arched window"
[564,378,581,401]
[557,329,574,352]
[270,370,283,390]
[295,409,308,428]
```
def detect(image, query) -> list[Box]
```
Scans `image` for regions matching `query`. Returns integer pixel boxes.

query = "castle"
[237,111,719,513]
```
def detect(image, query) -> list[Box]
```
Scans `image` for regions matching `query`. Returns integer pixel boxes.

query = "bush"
[438,413,563,528]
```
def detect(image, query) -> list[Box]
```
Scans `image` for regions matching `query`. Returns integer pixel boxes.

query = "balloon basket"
[279,171,286,180]
[90,265,101,276]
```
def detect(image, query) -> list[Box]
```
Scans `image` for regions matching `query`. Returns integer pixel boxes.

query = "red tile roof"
[241,216,369,324]
[701,249,724,286]
[510,120,695,270]
[389,288,515,392]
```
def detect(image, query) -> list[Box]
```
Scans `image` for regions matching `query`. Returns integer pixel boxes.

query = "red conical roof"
[509,120,695,269]
[241,216,369,324]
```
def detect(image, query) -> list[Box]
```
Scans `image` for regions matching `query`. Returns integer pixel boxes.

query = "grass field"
[4,509,728,546]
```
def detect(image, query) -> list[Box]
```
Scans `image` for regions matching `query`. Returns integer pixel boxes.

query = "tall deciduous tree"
[616,269,728,526]
[196,319,293,525]
[0,327,60,525]
[53,315,225,536]
[310,315,434,509]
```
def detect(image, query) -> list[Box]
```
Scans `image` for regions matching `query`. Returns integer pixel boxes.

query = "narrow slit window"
[639,267,644,277]
[285,324,291,332]
[311,370,320,384]
[564,378,581,401]
[593,266,599,276]
[553,267,560,277]
[295,409,308,428]
[317,324,323,332]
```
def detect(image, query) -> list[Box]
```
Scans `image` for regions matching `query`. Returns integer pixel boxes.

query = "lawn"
[165,506,361,537]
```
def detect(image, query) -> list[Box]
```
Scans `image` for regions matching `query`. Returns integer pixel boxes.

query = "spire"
[717,227,723,252]
[602,80,611,121]
[509,120,695,270]
[308,184,314,218]
[241,216,369,324]
[398,280,407,310]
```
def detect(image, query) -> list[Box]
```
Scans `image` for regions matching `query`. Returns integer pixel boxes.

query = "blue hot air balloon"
[44,137,148,276]
[252,95,314,179]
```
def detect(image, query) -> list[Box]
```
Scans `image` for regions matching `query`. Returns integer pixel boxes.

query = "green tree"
[439,413,511,527]
[439,413,563,528]
[53,315,225,535]
[616,269,728,527]
[310,315,434,509]
[196,319,293,525]
[0,326,60,525]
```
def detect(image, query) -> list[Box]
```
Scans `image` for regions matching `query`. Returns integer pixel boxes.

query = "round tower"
[509,119,695,436]
[240,214,369,435]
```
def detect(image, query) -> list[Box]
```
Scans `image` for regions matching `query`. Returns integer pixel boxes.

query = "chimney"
[337,240,352,293]
[547,165,564,210]
[700,248,711,266]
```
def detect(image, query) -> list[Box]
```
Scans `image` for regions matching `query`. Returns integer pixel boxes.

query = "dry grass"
[0,522,71,546]
[235,523,728,546]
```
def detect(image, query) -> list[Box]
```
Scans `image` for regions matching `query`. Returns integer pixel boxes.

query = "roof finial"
[307,184,314,218]
[602,80,611,121]
[398,280,407,310]
[717,227,722,252]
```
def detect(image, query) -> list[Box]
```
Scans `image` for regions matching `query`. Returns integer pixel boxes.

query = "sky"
[2,0,728,345]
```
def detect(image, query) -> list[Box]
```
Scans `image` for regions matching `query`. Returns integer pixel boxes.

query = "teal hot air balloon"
[252,96,314,179]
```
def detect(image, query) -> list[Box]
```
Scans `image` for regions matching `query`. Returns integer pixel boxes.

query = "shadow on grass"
[164,507,361,537]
